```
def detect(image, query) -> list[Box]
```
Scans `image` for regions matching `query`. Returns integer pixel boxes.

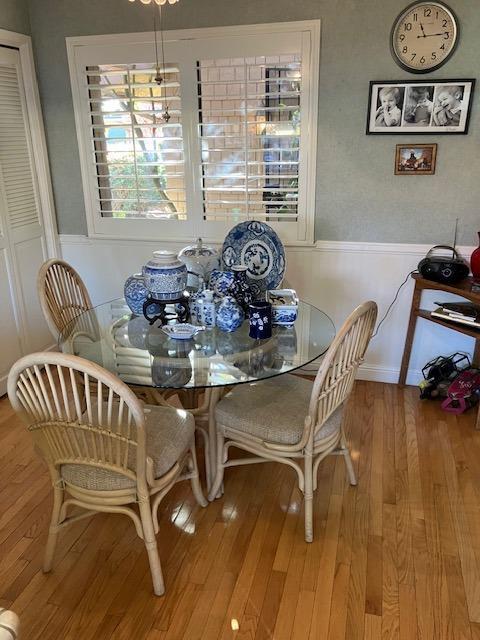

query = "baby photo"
[374,86,404,127]
[432,85,464,126]
[402,86,434,127]
[367,79,474,134]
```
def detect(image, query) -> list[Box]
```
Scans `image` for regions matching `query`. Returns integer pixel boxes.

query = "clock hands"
[417,31,449,38]
[419,22,426,37]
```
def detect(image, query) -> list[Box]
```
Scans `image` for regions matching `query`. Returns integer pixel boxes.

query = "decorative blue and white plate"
[161,324,204,340]
[222,221,285,297]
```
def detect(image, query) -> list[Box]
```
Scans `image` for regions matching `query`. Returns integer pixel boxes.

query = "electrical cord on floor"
[371,270,418,339]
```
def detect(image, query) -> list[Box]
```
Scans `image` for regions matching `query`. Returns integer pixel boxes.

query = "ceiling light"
[128,0,179,4]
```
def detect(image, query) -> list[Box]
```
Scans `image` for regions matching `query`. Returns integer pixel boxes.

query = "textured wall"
[0,0,30,33]
[27,0,480,243]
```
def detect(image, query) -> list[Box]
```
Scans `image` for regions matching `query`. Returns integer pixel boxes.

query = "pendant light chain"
[158,4,170,122]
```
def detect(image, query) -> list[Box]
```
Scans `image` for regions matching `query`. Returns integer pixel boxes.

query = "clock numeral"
[403,46,408,53]
[440,43,445,50]
[413,13,418,21]
[420,56,426,63]
[442,19,448,27]
[399,33,406,41]
[431,51,437,60]
[424,7,431,17]
[411,53,417,61]
[444,31,450,39]
[404,22,413,31]
[436,10,439,18]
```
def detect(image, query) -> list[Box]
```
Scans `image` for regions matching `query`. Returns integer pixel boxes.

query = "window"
[87,63,186,220]
[68,22,319,243]
[197,56,300,224]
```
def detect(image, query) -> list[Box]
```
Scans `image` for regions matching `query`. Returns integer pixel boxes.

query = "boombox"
[418,245,469,285]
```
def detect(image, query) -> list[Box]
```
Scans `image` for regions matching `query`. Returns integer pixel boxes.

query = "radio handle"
[425,245,461,260]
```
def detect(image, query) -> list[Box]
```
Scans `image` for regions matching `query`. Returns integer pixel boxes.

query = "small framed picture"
[367,79,475,134]
[395,144,437,175]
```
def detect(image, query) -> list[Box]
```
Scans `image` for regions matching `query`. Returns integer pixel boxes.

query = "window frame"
[67,20,320,245]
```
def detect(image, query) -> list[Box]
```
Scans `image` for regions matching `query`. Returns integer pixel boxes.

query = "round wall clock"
[391,1,459,73]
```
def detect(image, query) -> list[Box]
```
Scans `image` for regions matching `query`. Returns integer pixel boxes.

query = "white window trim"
[66,20,320,246]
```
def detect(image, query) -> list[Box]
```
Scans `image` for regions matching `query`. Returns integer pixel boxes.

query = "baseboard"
[297,361,422,386]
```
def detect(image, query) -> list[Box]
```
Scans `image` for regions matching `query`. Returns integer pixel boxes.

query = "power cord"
[371,270,417,338]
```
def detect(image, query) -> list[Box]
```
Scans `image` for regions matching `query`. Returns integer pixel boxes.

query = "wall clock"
[391,1,459,73]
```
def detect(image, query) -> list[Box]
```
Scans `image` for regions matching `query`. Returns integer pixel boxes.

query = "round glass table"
[59,299,335,390]
[59,298,335,490]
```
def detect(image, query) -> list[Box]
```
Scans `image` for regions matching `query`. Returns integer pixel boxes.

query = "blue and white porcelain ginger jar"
[209,269,235,298]
[124,273,149,316]
[216,295,244,332]
[142,250,188,301]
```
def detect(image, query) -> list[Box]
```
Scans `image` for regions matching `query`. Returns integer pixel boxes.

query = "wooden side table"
[399,274,480,428]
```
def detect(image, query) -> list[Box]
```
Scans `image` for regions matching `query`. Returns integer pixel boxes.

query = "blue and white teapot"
[142,250,188,301]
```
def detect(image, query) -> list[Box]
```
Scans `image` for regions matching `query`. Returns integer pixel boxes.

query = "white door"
[0,46,52,396]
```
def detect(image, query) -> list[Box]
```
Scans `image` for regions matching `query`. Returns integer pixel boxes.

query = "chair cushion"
[215,374,344,446]
[61,405,194,491]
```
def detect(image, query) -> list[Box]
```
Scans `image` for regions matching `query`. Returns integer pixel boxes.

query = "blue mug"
[249,300,272,339]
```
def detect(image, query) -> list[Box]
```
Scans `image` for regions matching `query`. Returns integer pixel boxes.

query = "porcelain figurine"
[178,238,220,288]
[216,295,244,332]
[142,250,188,301]
[124,273,149,316]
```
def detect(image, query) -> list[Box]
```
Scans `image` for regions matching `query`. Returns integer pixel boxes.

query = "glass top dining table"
[58,298,335,391]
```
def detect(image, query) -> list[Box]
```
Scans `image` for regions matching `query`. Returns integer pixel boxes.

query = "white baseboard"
[59,234,475,387]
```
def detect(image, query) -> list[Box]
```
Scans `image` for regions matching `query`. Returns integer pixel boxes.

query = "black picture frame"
[366,79,475,134]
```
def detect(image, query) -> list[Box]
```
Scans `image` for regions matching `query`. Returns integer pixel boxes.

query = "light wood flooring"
[1,381,480,638]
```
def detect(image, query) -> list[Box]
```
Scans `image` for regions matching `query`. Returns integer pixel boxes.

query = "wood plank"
[0,383,479,639]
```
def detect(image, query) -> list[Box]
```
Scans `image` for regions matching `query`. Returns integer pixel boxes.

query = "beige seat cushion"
[61,405,194,491]
[215,374,344,446]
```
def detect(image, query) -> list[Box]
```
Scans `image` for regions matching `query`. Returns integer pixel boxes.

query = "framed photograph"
[395,143,437,175]
[367,79,475,134]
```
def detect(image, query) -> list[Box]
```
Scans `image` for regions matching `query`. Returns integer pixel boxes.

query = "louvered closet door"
[0,46,51,395]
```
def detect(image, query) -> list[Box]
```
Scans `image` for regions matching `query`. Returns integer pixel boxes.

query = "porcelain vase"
[124,273,149,316]
[470,232,480,281]
[216,296,244,332]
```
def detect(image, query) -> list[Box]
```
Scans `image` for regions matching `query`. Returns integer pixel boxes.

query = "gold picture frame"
[394,143,437,175]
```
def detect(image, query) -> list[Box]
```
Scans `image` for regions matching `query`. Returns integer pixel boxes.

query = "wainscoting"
[59,235,475,386]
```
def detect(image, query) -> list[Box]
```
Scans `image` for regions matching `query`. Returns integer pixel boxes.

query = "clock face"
[391,2,458,73]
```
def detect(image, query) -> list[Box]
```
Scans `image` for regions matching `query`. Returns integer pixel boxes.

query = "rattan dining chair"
[7,351,207,596]
[37,259,93,339]
[208,301,378,542]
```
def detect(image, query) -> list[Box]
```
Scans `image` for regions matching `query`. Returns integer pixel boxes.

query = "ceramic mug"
[248,300,272,339]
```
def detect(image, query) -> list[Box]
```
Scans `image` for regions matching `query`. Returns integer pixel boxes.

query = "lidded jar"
[142,250,188,301]
[178,238,220,287]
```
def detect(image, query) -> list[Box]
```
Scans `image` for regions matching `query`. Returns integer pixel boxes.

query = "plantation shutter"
[197,55,301,225]
[85,63,186,221]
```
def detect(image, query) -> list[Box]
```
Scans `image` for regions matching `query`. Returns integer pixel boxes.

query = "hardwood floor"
[1,381,480,638]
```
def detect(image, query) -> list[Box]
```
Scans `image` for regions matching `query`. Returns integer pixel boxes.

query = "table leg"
[208,387,224,497]
[399,283,421,386]
[473,339,480,368]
